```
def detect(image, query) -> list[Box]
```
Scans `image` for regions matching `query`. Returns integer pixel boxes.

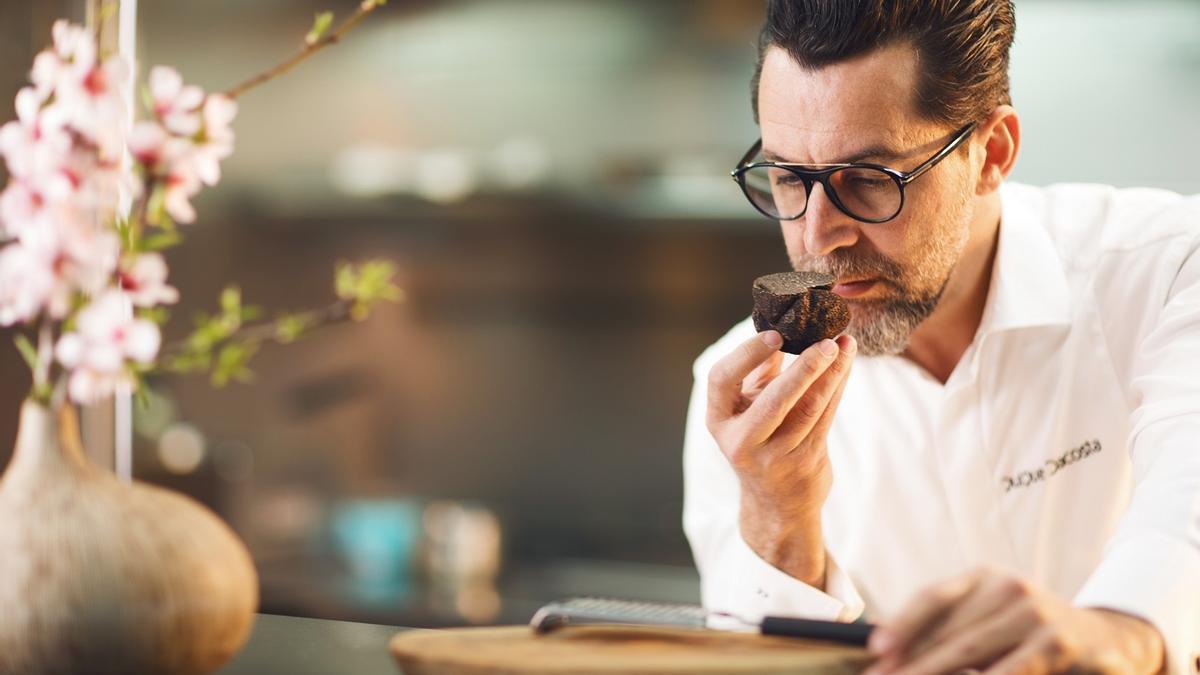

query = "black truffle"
[752,271,851,355]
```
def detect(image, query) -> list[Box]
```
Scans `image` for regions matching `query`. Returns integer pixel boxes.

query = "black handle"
[760,616,875,646]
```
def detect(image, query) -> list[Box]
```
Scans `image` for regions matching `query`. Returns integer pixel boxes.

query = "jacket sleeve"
[1073,231,1200,675]
[682,333,865,624]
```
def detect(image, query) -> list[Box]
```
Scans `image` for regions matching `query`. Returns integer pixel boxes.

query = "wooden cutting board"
[389,625,873,674]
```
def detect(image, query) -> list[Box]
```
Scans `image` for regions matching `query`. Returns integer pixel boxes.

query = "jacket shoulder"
[1005,182,1200,263]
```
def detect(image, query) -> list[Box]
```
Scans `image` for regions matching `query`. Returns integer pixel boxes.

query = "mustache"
[793,247,905,284]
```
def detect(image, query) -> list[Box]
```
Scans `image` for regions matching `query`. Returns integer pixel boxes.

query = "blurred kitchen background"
[1,0,1198,628]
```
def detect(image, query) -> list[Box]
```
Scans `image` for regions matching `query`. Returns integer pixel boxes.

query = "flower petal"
[122,319,161,363]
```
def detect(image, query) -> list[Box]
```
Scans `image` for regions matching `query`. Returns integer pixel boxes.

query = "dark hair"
[751,0,1016,125]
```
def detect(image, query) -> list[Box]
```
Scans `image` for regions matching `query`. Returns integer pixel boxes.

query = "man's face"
[757,43,978,356]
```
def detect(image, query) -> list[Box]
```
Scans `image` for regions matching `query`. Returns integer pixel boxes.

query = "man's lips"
[832,278,878,298]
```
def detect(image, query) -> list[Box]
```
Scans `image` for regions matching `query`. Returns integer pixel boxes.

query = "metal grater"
[530,597,710,634]
[530,597,878,648]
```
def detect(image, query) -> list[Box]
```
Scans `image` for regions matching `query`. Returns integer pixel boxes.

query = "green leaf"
[192,310,212,328]
[130,370,151,409]
[145,182,168,227]
[14,334,39,372]
[335,259,403,320]
[165,351,211,374]
[306,11,335,45]
[139,306,171,325]
[114,216,134,249]
[141,230,183,252]
[220,286,242,316]
[274,312,313,344]
[140,84,156,118]
[212,342,259,387]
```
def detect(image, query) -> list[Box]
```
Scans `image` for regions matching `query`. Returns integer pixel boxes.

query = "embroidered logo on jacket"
[1001,439,1102,493]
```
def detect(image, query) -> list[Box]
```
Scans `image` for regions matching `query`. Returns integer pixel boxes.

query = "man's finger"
[734,350,785,415]
[773,334,855,446]
[904,573,1030,663]
[869,571,984,658]
[743,349,784,396]
[806,335,854,441]
[881,602,1032,675]
[741,338,838,436]
[979,625,1071,675]
[707,331,784,421]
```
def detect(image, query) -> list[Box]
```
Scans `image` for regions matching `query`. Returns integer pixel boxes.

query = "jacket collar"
[976,183,1073,335]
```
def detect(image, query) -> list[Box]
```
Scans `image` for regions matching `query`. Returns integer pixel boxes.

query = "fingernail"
[761,331,782,349]
[818,339,837,357]
[846,335,858,355]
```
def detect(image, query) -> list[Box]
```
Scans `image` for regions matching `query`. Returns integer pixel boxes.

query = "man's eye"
[847,175,891,190]
[772,174,804,187]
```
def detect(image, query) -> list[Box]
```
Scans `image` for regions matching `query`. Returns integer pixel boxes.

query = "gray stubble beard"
[790,200,973,357]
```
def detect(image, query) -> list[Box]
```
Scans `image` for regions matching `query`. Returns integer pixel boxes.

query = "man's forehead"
[763,124,902,164]
[757,43,926,162]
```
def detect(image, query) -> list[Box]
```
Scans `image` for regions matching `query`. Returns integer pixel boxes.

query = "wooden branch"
[158,298,353,363]
[222,0,385,100]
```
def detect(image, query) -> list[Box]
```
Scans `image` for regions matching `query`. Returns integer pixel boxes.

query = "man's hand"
[863,567,1166,675]
[705,329,856,586]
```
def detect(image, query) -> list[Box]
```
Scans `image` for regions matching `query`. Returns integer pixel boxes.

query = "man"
[682,2,1199,674]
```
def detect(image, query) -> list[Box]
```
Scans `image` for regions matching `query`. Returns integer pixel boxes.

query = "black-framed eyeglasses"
[730,122,977,224]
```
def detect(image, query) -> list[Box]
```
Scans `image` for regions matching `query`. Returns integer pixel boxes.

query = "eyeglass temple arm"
[898,122,978,184]
[731,139,764,178]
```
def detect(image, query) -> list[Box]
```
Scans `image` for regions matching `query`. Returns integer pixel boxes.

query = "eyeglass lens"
[740,165,902,222]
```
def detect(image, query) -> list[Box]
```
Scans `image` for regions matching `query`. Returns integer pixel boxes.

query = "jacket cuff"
[705,533,865,626]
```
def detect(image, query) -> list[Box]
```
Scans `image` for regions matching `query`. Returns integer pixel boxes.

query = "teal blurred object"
[330,499,422,605]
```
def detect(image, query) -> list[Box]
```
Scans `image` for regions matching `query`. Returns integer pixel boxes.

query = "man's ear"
[974,105,1020,196]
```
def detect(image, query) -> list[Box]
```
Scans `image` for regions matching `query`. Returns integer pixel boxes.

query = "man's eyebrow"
[762,144,906,165]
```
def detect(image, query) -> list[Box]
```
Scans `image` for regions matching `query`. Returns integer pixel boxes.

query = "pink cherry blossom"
[128,121,201,224]
[56,290,160,404]
[13,210,121,319]
[0,242,55,326]
[191,94,237,187]
[29,21,97,99]
[144,139,203,225]
[0,87,70,178]
[119,253,179,307]
[0,90,74,240]
[0,145,124,243]
[162,163,202,224]
[23,22,131,162]
[55,56,130,161]
[127,120,169,168]
[51,21,96,71]
[0,181,47,241]
[50,216,121,300]
[147,66,204,137]
[0,79,128,240]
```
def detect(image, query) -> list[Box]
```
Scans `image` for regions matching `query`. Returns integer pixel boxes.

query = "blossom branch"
[21,317,56,404]
[162,298,352,360]
[222,0,387,100]
[157,260,401,387]
[36,319,52,388]
[1,15,391,405]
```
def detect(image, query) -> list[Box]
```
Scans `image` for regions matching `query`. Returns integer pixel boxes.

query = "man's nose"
[798,183,859,256]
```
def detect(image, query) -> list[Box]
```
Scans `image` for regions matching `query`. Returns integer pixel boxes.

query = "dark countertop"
[218,613,413,675]
[218,559,702,673]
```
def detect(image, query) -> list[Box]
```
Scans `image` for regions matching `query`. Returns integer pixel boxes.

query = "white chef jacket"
[683,182,1200,674]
